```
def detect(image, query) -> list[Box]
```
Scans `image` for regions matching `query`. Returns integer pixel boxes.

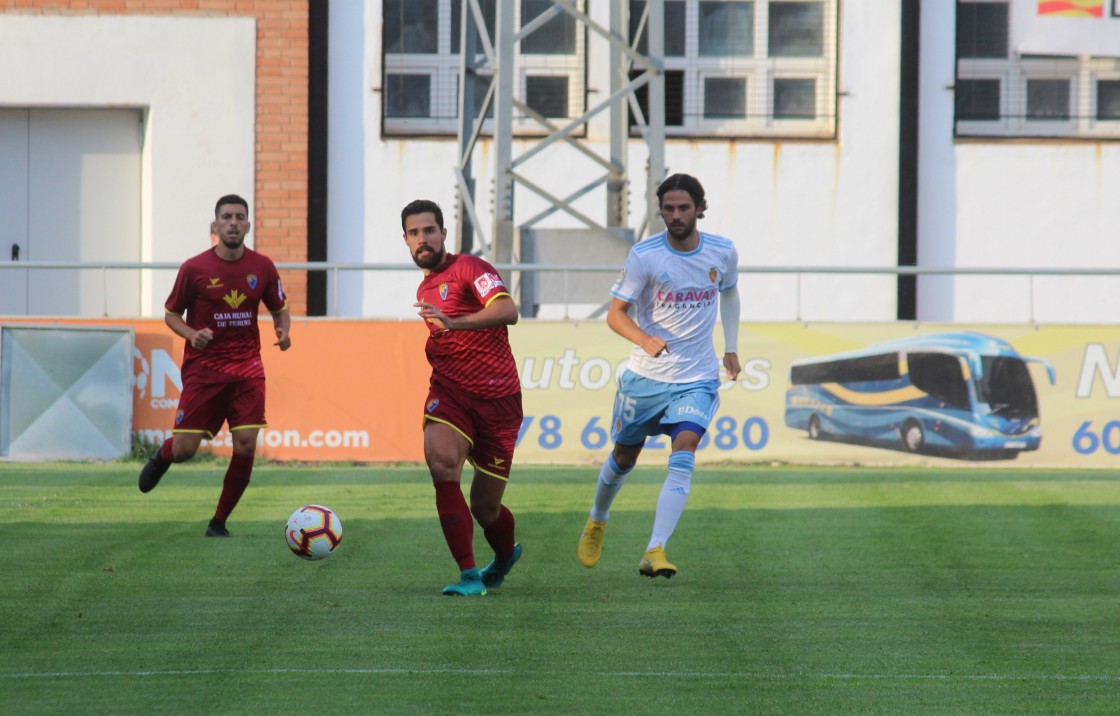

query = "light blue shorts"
[610,369,721,446]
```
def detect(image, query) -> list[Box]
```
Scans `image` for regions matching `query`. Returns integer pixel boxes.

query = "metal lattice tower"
[454,0,667,265]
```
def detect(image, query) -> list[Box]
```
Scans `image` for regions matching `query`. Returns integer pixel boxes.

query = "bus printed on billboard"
[784,331,1057,459]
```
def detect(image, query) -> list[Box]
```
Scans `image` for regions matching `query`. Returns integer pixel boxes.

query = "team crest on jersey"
[439,283,449,300]
[473,272,505,297]
[426,399,440,413]
[247,274,258,289]
[708,267,718,283]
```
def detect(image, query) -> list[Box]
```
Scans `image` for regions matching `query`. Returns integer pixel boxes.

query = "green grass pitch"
[2,463,1120,713]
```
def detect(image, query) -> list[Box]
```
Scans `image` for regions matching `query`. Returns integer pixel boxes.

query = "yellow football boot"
[638,545,677,579]
[578,517,607,567]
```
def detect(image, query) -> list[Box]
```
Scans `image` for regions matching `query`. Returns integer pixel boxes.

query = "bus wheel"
[901,420,924,453]
[808,415,823,440]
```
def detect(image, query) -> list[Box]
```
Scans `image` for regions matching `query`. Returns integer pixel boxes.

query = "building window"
[704,77,747,118]
[955,78,1001,121]
[520,0,577,55]
[385,75,432,118]
[698,2,754,57]
[525,75,569,117]
[382,0,585,136]
[955,0,1120,138]
[773,78,816,118]
[631,1,687,56]
[630,69,687,127]
[450,0,495,54]
[385,0,440,54]
[956,1,1008,59]
[769,2,824,58]
[629,0,837,138]
[1098,80,1120,120]
[1026,79,1070,121]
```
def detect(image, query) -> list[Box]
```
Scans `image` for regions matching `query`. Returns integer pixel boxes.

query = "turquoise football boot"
[480,543,522,588]
[442,567,487,596]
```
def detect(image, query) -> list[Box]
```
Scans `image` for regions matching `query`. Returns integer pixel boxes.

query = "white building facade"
[338,0,1120,324]
[1,1,1118,323]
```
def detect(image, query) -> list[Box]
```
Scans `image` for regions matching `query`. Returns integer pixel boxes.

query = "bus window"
[978,357,1038,418]
[907,352,969,410]
[790,353,899,385]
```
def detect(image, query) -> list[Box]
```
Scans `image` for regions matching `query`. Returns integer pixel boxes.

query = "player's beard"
[219,231,245,251]
[666,217,696,242]
[412,245,445,270]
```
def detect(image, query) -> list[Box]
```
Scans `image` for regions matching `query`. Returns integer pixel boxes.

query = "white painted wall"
[949,144,1120,324]
[0,15,256,316]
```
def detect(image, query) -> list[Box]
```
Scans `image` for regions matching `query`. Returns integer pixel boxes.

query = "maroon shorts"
[174,377,267,439]
[423,380,523,480]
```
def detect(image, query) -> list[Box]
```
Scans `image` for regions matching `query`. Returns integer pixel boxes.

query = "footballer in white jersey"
[610,230,738,384]
[578,173,742,581]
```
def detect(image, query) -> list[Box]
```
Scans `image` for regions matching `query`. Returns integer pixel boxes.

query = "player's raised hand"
[415,301,451,331]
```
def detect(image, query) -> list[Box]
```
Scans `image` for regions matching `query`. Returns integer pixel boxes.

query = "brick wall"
[1,0,311,315]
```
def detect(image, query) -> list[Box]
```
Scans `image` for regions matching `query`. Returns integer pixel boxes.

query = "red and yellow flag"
[1037,0,1104,17]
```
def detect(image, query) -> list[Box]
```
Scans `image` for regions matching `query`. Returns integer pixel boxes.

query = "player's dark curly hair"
[656,174,707,218]
[401,199,445,231]
[214,194,249,217]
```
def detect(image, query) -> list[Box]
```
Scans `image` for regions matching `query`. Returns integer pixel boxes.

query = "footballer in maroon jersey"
[138,194,292,539]
[403,199,523,597]
[415,253,520,398]
[166,245,286,384]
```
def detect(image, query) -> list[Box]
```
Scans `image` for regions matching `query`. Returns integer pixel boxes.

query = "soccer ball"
[285,505,343,560]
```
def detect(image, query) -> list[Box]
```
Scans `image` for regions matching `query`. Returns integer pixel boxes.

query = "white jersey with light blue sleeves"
[610,230,739,383]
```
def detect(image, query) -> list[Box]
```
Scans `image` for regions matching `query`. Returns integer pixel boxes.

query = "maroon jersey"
[417,253,520,398]
[165,246,287,383]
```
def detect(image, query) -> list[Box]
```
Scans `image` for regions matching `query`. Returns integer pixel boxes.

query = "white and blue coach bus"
[784,331,1056,459]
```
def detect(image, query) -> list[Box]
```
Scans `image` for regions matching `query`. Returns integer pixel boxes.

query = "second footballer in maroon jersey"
[138,194,292,538]
[402,198,523,597]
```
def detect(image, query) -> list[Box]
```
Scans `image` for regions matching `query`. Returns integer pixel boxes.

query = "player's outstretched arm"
[607,297,667,357]
[415,294,518,332]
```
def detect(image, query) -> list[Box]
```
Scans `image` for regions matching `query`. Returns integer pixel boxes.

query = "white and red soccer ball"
[285,504,343,560]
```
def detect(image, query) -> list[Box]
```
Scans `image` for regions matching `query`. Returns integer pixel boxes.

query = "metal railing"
[1,260,1118,322]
